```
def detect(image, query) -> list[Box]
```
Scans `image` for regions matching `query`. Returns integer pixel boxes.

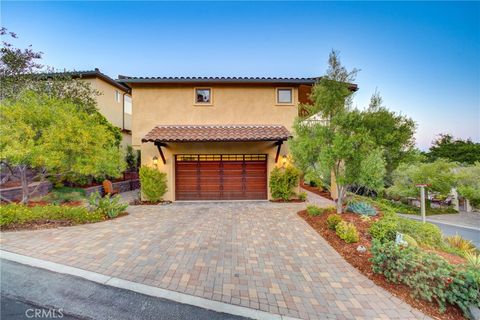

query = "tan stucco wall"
[141,141,291,201]
[131,85,298,148]
[82,78,132,148]
[133,84,299,201]
[120,132,132,150]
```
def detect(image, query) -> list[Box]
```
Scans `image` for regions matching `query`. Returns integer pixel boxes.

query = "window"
[195,88,211,104]
[115,90,121,103]
[276,88,293,104]
[124,95,132,115]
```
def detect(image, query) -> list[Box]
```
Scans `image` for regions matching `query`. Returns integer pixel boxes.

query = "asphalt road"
[0,259,248,320]
[399,214,480,248]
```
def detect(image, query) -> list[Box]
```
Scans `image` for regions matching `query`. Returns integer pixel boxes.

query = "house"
[48,69,133,149]
[117,76,319,201]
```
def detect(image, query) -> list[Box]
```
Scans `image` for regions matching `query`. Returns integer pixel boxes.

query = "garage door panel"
[175,155,267,200]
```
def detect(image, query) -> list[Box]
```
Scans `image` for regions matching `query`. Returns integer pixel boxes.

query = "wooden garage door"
[175,154,267,200]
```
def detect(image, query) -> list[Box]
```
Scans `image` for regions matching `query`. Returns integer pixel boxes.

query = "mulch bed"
[298,209,465,320]
[129,199,172,205]
[300,183,334,201]
[270,199,305,203]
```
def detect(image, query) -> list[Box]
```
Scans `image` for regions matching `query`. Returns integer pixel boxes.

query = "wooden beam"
[154,141,167,164]
[275,141,283,163]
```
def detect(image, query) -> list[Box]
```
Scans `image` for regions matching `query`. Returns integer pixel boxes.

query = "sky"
[2,1,479,150]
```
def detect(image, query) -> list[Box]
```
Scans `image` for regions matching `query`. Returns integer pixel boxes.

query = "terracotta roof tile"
[142,125,291,143]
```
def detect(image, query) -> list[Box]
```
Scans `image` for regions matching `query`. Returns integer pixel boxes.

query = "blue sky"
[2,1,479,149]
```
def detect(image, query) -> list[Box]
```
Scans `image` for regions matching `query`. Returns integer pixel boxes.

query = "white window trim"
[115,90,121,103]
[194,87,214,106]
[275,87,294,106]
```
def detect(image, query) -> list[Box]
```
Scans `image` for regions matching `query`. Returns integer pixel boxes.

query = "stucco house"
[52,69,133,149]
[116,76,320,201]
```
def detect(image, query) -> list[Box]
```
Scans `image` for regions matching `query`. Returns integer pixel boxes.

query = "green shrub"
[402,234,418,247]
[446,266,480,316]
[43,187,86,205]
[139,166,168,202]
[370,241,480,316]
[306,205,322,216]
[88,192,128,218]
[397,218,442,247]
[444,235,475,255]
[346,201,377,216]
[335,221,359,243]
[125,145,138,171]
[269,166,300,200]
[298,192,307,201]
[464,252,480,268]
[0,204,104,228]
[369,215,399,242]
[326,214,342,230]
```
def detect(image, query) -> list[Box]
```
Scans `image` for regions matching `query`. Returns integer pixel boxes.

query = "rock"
[468,305,480,320]
[357,245,367,253]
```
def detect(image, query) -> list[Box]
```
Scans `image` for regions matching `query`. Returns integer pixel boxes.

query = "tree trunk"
[19,165,29,204]
[336,184,344,214]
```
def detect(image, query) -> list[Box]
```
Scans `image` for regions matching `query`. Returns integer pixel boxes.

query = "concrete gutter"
[0,250,300,320]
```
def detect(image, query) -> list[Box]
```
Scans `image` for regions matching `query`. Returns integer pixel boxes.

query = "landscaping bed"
[270,198,305,203]
[300,182,334,200]
[130,199,171,205]
[0,188,129,231]
[298,208,468,320]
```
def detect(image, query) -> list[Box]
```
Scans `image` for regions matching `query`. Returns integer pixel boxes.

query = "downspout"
[122,92,127,131]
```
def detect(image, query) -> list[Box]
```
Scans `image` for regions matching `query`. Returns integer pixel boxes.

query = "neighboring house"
[50,69,133,149]
[117,76,319,201]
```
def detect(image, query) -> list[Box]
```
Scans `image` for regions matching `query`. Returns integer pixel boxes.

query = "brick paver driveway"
[0,201,426,320]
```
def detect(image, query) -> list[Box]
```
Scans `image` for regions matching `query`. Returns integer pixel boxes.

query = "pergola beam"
[274,141,283,163]
[154,141,167,164]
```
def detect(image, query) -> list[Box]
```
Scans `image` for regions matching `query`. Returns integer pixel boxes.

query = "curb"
[0,250,300,320]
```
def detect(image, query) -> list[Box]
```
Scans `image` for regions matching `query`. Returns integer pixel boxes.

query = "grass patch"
[43,187,86,205]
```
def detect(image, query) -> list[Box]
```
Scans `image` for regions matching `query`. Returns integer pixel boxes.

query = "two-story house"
[58,69,133,149]
[117,76,317,201]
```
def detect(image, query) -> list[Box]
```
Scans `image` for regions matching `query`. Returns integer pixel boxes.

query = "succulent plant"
[346,201,377,216]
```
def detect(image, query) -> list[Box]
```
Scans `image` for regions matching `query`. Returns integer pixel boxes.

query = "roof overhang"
[118,76,320,86]
[141,124,292,143]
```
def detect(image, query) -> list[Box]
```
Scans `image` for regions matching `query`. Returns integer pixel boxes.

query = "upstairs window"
[115,90,121,103]
[195,88,212,104]
[276,88,293,104]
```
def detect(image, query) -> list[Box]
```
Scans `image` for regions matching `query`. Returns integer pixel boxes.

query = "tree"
[427,134,480,164]
[0,28,122,145]
[387,159,456,200]
[291,50,386,213]
[362,91,416,185]
[0,27,42,100]
[454,163,480,207]
[0,92,125,203]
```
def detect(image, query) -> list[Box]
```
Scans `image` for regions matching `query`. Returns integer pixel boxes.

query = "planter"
[83,179,140,196]
[0,181,52,202]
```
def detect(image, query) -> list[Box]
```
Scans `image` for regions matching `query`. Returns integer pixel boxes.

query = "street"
[398,214,480,247]
[0,259,247,320]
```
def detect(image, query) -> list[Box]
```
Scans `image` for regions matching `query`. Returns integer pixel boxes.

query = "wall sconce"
[281,155,288,167]
[152,156,158,167]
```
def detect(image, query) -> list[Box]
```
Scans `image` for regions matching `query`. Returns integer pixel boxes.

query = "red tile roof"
[142,125,291,143]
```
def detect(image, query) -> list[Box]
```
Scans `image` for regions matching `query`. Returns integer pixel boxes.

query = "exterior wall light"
[152,156,158,167]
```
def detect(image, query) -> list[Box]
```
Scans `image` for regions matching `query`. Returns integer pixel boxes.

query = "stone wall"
[83,179,140,196]
[0,181,53,202]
